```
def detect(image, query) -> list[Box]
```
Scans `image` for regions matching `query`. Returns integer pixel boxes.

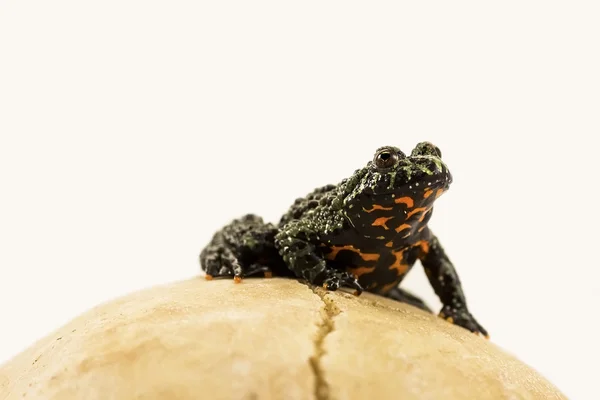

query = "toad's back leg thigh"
[200,214,290,280]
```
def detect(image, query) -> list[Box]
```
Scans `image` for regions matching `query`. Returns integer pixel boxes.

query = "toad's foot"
[439,305,489,338]
[201,249,273,282]
[322,271,364,295]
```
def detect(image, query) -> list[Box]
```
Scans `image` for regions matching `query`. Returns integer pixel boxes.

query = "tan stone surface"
[318,288,567,400]
[0,278,321,400]
[0,277,567,400]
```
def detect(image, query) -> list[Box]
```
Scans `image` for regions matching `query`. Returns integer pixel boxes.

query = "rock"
[0,278,566,400]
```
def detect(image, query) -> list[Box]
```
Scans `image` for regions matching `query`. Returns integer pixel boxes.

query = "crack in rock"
[308,286,341,400]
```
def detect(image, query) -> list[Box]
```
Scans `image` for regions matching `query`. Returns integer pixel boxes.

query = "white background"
[1,1,598,398]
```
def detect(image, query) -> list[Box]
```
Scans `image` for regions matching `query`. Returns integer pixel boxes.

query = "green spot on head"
[388,171,397,189]
[417,165,433,175]
[243,236,257,249]
[430,157,444,172]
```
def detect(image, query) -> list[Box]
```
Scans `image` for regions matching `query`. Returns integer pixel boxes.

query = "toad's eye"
[374,150,399,169]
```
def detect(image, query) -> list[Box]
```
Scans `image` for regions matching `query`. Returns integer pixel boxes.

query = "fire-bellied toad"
[200,142,487,337]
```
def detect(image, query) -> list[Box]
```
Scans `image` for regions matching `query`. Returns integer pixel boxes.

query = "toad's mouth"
[344,180,451,217]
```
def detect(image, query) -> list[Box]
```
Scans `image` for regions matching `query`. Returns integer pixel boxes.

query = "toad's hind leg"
[200,214,291,281]
[382,287,433,313]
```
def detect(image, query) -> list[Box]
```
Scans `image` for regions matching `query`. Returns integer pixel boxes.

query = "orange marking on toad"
[395,223,411,233]
[363,204,394,213]
[325,245,380,262]
[372,216,394,230]
[394,197,414,208]
[418,208,432,222]
[406,207,427,219]
[416,240,430,255]
[347,266,376,278]
[389,248,409,275]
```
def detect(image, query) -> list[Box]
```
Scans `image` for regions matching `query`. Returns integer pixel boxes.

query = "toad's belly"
[320,243,420,294]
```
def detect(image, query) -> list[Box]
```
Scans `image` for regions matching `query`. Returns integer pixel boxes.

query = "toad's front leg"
[274,220,364,294]
[419,230,488,338]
